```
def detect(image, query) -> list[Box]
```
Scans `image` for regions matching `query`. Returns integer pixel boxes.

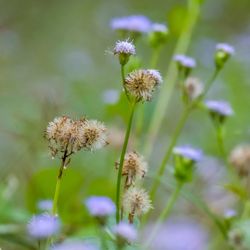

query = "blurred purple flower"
[102,89,119,104]
[173,145,203,162]
[173,54,196,68]
[85,196,116,217]
[27,213,60,239]
[151,23,168,33]
[216,43,235,55]
[37,199,53,211]
[110,15,151,33]
[51,240,98,250]
[205,100,234,116]
[113,221,137,243]
[224,208,237,219]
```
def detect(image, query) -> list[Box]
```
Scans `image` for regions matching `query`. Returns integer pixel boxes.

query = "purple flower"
[27,213,60,239]
[113,40,136,56]
[216,43,235,55]
[51,241,98,250]
[173,145,203,162]
[102,89,119,104]
[37,199,53,211]
[173,54,196,68]
[85,196,116,217]
[151,23,168,33]
[110,15,151,33]
[113,221,137,243]
[205,100,234,117]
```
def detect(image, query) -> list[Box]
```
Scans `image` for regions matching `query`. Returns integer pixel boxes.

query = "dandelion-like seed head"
[81,120,108,151]
[113,221,137,245]
[173,145,203,163]
[27,213,60,239]
[184,77,204,100]
[85,196,116,218]
[123,187,152,217]
[118,151,147,188]
[110,15,151,33]
[229,145,250,177]
[124,69,162,102]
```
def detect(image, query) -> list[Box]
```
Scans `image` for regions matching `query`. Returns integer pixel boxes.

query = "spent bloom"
[173,145,203,162]
[113,221,137,245]
[116,151,147,188]
[85,196,116,218]
[184,77,204,100]
[110,15,151,33]
[51,241,98,250]
[113,40,136,65]
[27,213,60,239]
[124,69,162,102]
[123,187,152,223]
[229,145,250,177]
[45,116,108,158]
[215,43,235,69]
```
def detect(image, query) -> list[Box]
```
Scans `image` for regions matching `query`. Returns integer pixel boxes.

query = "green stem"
[121,65,130,102]
[116,102,136,223]
[145,182,183,248]
[150,47,161,68]
[149,107,191,201]
[216,125,226,158]
[143,0,200,157]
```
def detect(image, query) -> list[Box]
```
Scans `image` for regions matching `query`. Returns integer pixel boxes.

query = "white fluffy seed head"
[124,69,162,102]
[123,187,152,216]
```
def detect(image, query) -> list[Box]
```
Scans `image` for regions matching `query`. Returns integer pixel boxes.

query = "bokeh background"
[0,0,250,249]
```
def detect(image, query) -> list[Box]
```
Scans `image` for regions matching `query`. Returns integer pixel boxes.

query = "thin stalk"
[149,107,191,201]
[144,182,183,248]
[216,126,226,158]
[143,0,201,157]
[121,65,130,102]
[116,102,136,223]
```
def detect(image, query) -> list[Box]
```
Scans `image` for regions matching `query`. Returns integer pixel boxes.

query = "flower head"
[229,145,250,177]
[117,151,147,188]
[151,23,168,33]
[184,77,203,100]
[149,23,168,48]
[37,199,53,211]
[113,40,135,65]
[27,213,60,239]
[110,15,151,33]
[85,196,116,218]
[113,221,137,245]
[124,69,162,102]
[51,241,98,250]
[215,43,235,69]
[123,187,152,222]
[173,54,196,76]
[173,145,203,162]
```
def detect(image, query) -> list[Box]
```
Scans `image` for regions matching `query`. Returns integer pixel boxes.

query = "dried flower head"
[113,221,137,245]
[110,15,151,33]
[113,40,135,65]
[51,241,98,250]
[27,213,60,239]
[85,196,116,218]
[124,69,162,102]
[123,187,152,222]
[45,117,108,158]
[116,151,147,188]
[229,145,250,177]
[184,77,204,100]
[173,145,203,162]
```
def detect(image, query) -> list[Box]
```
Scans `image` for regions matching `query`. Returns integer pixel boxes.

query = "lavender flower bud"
[27,213,60,239]
[113,40,136,66]
[51,240,98,250]
[37,199,53,211]
[173,54,196,77]
[215,43,235,69]
[148,23,168,48]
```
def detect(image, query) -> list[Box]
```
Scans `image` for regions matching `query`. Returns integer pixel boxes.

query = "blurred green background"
[0,0,250,249]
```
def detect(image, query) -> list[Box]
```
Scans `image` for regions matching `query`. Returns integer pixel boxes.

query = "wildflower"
[215,43,235,69]
[113,221,137,246]
[173,145,203,183]
[173,54,196,76]
[116,151,147,188]
[124,69,162,102]
[205,100,233,125]
[110,15,151,34]
[85,196,115,224]
[37,199,53,211]
[224,209,237,219]
[123,187,152,223]
[102,89,119,104]
[51,241,98,250]
[229,145,250,177]
[80,119,108,151]
[27,213,60,239]
[183,77,203,101]
[149,23,168,48]
[113,40,135,66]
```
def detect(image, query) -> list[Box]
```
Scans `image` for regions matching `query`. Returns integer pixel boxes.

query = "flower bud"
[214,43,234,69]
[173,54,196,77]
[148,23,168,48]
